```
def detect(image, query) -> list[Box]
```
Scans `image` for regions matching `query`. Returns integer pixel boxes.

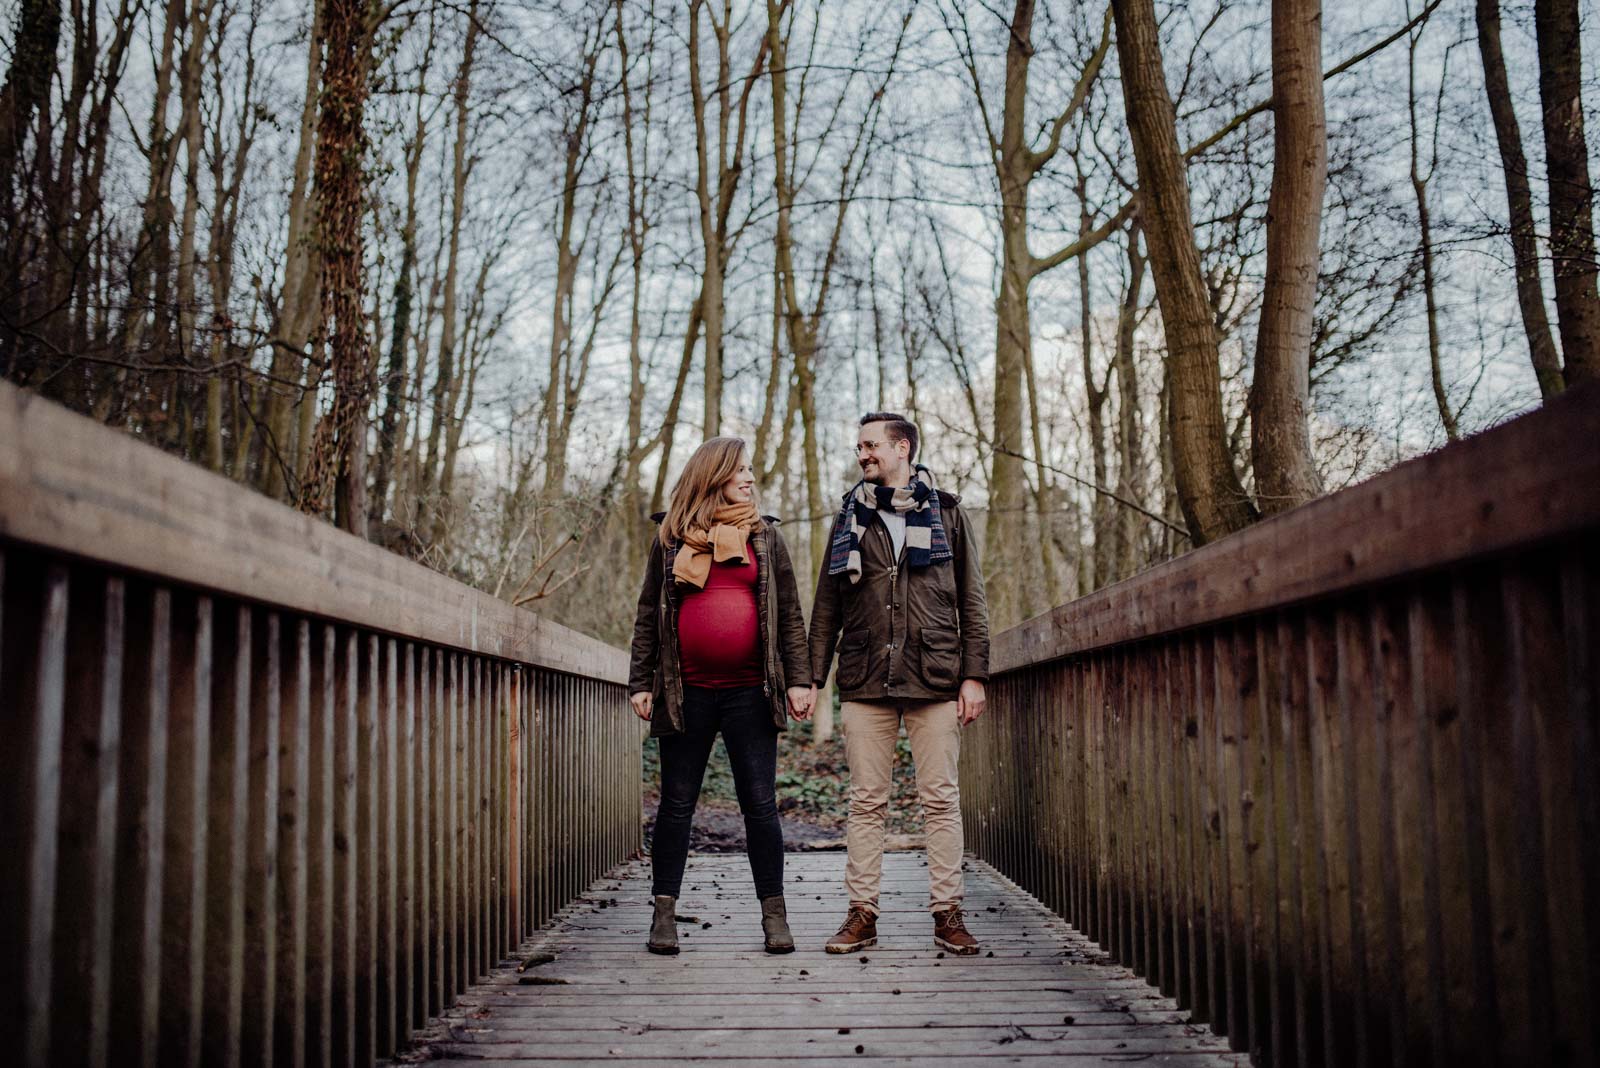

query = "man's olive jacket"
[808,492,989,703]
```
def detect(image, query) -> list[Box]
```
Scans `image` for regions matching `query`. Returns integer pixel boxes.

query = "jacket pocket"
[918,627,960,689]
[836,632,870,690]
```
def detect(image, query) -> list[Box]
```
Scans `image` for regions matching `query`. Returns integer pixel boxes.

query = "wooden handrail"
[994,384,1600,673]
[0,380,627,684]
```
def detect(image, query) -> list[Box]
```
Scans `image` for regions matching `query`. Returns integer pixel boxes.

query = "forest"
[3,0,1596,713]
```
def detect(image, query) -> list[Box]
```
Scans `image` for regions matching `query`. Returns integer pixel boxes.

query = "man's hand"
[629,691,653,721]
[957,679,986,726]
[787,685,817,721]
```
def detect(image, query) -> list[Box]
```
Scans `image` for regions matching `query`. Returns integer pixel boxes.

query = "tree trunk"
[688,0,768,438]
[1249,0,1325,516]
[370,88,427,521]
[977,0,1112,624]
[1112,0,1257,544]
[0,0,60,369]
[0,0,59,211]
[689,0,724,435]
[420,2,478,535]
[1112,225,1146,577]
[984,0,1039,628]
[1409,22,1459,441]
[615,0,653,507]
[1534,0,1600,385]
[652,295,702,514]
[543,19,602,495]
[145,0,179,390]
[298,0,376,536]
[261,0,323,498]
[1476,0,1563,399]
[175,0,215,466]
[1078,171,1112,590]
[205,6,249,476]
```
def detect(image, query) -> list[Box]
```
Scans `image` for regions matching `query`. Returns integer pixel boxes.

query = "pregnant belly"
[677,588,761,681]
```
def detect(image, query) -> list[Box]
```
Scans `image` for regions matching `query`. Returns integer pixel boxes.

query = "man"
[804,412,990,955]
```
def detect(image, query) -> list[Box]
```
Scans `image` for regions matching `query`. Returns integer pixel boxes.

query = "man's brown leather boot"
[824,906,877,953]
[932,906,979,955]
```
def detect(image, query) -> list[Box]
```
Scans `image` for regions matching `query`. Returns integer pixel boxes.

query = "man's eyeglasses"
[854,440,892,456]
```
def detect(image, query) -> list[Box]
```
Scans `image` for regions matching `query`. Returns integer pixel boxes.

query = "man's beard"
[861,462,886,485]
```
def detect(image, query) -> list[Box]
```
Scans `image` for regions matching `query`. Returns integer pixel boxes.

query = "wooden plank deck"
[399,852,1245,1066]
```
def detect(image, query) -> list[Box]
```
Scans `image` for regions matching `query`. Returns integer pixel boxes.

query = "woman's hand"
[787,685,816,721]
[630,692,653,721]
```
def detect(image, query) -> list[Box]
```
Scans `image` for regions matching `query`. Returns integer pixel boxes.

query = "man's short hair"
[860,411,919,463]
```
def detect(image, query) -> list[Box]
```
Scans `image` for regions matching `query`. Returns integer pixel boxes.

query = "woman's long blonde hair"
[660,437,759,546]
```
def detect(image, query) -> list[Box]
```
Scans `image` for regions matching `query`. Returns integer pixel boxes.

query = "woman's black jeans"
[651,684,784,900]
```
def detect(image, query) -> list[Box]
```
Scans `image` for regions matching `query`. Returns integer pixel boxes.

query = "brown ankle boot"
[761,895,795,954]
[932,906,978,955]
[647,895,679,955]
[824,906,877,953]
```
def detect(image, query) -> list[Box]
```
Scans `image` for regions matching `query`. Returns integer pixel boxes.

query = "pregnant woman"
[628,436,815,955]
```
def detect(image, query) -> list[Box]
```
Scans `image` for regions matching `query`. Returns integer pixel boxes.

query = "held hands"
[787,685,818,721]
[629,692,653,721]
[957,678,987,726]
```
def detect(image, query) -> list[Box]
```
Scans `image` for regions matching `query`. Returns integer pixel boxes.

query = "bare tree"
[949,0,1117,623]
[1249,0,1325,514]
[1112,0,1257,545]
[417,0,481,542]
[260,0,324,499]
[1534,0,1600,385]
[687,0,769,435]
[1475,0,1563,399]
[1408,13,1459,440]
[298,0,380,535]
[542,4,623,496]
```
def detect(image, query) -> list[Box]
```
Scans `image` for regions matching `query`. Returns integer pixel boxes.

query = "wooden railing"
[0,381,642,1068]
[962,387,1600,1068]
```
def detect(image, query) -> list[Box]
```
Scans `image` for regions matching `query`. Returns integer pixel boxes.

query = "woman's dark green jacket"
[628,517,810,737]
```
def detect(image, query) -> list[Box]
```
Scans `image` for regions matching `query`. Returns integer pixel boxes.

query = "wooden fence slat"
[379,637,398,1057]
[201,605,250,1068]
[112,585,172,1068]
[1558,549,1600,1066]
[1275,614,1313,1068]
[158,595,213,1068]
[1214,627,1246,1050]
[275,619,310,1068]
[50,573,124,1068]
[1249,619,1282,1066]
[1452,576,1512,1065]
[16,566,68,1068]
[1503,563,1565,1064]
[242,612,280,1068]
[401,643,420,1035]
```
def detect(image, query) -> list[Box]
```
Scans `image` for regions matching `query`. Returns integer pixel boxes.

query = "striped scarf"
[827,471,952,584]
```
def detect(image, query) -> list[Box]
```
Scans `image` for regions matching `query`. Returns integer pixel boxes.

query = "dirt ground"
[639,791,925,854]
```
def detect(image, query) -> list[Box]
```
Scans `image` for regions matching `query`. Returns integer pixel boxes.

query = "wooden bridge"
[1,378,1597,1068]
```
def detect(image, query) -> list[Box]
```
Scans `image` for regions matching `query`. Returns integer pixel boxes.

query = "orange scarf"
[672,502,761,588]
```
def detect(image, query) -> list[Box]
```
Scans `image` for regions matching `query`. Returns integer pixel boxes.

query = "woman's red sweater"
[677,541,763,688]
